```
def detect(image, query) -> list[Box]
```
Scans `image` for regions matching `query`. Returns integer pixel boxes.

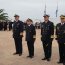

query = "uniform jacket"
[41,21,54,41]
[56,23,65,42]
[13,20,24,38]
[25,24,36,41]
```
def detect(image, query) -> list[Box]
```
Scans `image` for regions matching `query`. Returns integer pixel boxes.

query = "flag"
[56,4,58,17]
[44,4,46,15]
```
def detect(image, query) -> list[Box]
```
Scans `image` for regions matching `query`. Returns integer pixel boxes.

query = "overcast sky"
[0,0,65,24]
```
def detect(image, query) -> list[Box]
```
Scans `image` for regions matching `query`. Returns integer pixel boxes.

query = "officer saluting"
[41,14,54,61]
[56,15,65,64]
[13,14,24,56]
[25,18,36,58]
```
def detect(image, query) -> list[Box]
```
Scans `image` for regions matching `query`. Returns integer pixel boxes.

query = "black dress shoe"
[42,57,47,60]
[27,56,34,58]
[47,58,51,61]
[30,56,34,59]
[19,54,22,56]
[27,56,31,58]
[57,61,63,64]
[13,53,18,55]
[63,63,65,65]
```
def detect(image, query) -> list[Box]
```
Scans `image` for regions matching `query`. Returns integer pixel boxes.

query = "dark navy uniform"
[9,22,13,31]
[13,20,23,55]
[41,21,54,60]
[0,22,3,31]
[3,22,7,31]
[56,23,65,63]
[26,24,36,57]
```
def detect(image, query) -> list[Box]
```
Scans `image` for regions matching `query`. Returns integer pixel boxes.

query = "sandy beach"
[0,30,63,65]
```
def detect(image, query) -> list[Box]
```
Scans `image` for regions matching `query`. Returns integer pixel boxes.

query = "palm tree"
[0,9,8,20]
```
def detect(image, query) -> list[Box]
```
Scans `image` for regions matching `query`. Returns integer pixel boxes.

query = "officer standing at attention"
[13,14,24,56]
[25,18,36,58]
[63,15,65,65]
[56,15,65,64]
[41,14,54,61]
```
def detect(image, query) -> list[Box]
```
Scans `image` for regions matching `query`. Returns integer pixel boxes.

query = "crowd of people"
[0,21,13,31]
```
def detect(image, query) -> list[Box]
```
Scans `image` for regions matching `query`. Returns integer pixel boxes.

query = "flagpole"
[56,0,58,17]
[55,0,59,25]
[44,0,47,15]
